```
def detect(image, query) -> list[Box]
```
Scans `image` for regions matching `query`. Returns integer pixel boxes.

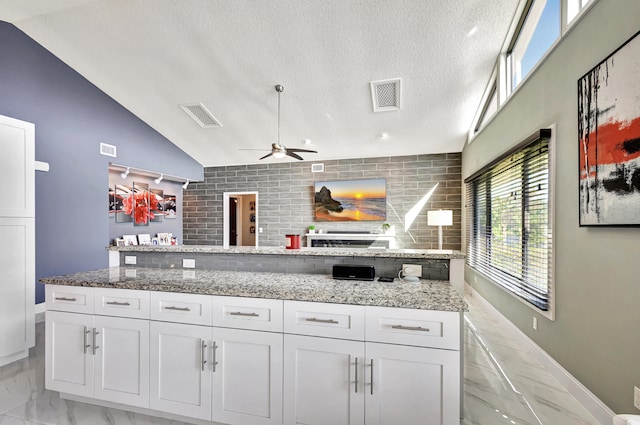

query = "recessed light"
[302,139,314,146]
[377,132,389,141]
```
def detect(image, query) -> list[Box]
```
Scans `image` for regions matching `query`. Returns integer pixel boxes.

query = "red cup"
[285,234,300,249]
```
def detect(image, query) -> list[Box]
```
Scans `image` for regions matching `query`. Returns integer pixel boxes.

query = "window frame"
[466,127,556,320]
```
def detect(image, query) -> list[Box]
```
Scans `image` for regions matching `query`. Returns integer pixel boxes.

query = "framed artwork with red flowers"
[113,184,133,223]
[150,189,164,222]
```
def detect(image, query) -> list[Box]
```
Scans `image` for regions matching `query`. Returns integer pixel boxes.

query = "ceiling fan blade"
[286,148,317,154]
[259,152,274,160]
[286,151,304,160]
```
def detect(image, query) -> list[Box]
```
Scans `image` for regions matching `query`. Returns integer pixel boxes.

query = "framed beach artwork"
[578,30,640,226]
[314,178,386,222]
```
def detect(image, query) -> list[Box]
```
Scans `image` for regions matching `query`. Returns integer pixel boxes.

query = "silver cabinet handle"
[106,301,131,306]
[164,306,191,311]
[305,317,339,324]
[212,342,218,372]
[83,326,91,354]
[229,311,259,317]
[201,340,207,371]
[55,296,76,301]
[391,325,430,332]
[354,357,358,393]
[92,328,99,355]
[370,359,374,395]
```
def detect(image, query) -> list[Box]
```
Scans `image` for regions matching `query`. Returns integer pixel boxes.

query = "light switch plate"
[634,386,640,410]
[183,259,195,269]
[124,256,136,265]
[402,264,422,277]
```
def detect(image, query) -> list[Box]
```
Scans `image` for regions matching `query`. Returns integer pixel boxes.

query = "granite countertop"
[107,245,466,260]
[41,268,467,312]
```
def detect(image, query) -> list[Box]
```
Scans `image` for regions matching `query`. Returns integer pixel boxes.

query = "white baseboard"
[35,302,46,323]
[466,283,615,425]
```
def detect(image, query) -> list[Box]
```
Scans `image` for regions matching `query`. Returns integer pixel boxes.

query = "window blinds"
[465,130,552,310]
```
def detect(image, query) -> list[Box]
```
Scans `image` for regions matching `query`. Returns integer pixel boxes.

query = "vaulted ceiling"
[1,0,519,167]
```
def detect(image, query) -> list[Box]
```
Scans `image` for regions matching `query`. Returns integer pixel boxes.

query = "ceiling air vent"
[100,142,117,157]
[311,163,324,173]
[370,78,402,112]
[180,103,222,128]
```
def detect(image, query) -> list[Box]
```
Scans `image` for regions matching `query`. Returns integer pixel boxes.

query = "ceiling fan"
[240,85,317,160]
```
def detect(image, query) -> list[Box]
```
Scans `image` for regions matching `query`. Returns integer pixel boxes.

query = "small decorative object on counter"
[285,234,301,249]
[308,225,316,234]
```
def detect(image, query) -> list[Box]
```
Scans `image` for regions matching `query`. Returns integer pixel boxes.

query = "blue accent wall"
[0,22,203,303]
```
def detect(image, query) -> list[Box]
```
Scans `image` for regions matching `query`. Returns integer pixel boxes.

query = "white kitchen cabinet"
[365,342,460,425]
[0,115,35,368]
[45,311,94,397]
[284,334,365,425]
[150,320,213,420]
[45,311,150,407]
[212,327,283,425]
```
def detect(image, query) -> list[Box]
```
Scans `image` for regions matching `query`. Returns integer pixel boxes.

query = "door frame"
[223,191,258,249]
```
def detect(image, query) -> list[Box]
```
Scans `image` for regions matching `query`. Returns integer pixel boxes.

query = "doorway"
[223,191,258,248]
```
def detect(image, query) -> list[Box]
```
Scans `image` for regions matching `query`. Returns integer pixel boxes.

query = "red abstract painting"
[578,31,640,225]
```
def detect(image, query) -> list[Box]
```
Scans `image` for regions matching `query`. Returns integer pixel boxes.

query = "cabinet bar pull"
[201,340,207,371]
[106,301,131,306]
[55,296,77,302]
[354,357,358,393]
[212,342,218,373]
[229,311,259,317]
[370,359,374,395]
[305,317,339,324]
[83,327,91,354]
[391,325,430,332]
[92,328,100,355]
[164,306,191,311]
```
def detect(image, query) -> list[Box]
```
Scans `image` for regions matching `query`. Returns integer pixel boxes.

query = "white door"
[45,311,94,397]
[150,321,212,421]
[365,342,460,425]
[0,115,35,367]
[212,328,283,425]
[94,316,150,408]
[284,334,364,425]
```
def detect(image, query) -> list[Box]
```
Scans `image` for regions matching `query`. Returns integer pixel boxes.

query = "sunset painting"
[314,178,386,221]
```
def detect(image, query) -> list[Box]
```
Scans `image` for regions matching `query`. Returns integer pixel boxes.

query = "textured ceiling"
[1,0,519,167]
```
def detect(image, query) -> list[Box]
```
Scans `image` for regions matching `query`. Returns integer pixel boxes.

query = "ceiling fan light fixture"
[273,151,286,159]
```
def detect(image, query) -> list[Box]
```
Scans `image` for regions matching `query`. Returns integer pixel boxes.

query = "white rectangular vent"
[311,163,324,173]
[100,142,117,157]
[370,78,402,112]
[180,103,222,128]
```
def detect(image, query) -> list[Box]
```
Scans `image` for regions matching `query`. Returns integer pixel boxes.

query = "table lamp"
[427,210,453,250]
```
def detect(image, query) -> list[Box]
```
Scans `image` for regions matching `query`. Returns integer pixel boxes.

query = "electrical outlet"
[124,256,136,265]
[634,386,640,410]
[182,259,195,269]
[402,264,422,277]
[532,317,538,330]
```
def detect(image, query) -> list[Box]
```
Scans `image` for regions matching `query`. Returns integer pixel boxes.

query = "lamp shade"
[427,210,453,226]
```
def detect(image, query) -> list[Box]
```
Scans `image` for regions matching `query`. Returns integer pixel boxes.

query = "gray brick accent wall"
[183,153,461,250]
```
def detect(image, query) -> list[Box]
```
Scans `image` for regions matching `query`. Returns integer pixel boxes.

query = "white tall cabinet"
[0,114,35,367]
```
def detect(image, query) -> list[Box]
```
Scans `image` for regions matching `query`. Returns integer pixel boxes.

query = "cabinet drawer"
[213,296,283,332]
[365,306,461,350]
[45,285,94,314]
[94,288,150,319]
[284,301,365,340]
[150,291,213,326]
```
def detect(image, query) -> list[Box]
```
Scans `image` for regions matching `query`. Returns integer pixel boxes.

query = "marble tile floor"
[0,294,602,425]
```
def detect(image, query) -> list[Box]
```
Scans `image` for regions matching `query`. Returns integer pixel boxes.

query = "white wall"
[462,0,640,413]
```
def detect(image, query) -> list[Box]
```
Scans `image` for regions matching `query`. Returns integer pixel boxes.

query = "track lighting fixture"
[120,167,130,179]
[154,174,163,184]
[183,180,189,190]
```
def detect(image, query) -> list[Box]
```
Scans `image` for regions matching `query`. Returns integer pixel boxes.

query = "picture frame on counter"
[115,238,125,247]
[122,234,138,246]
[157,232,171,245]
[137,234,151,245]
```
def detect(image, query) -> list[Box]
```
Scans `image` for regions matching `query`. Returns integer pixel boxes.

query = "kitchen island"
[43,266,465,425]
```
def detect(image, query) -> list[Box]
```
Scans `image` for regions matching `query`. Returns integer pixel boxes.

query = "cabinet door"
[365,342,460,425]
[150,321,212,421]
[212,328,283,425]
[45,311,94,397]
[284,334,364,425]
[0,114,35,218]
[94,316,149,408]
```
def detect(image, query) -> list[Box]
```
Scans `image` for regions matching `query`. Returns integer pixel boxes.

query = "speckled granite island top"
[41,268,467,312]
[108,245,466,260]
